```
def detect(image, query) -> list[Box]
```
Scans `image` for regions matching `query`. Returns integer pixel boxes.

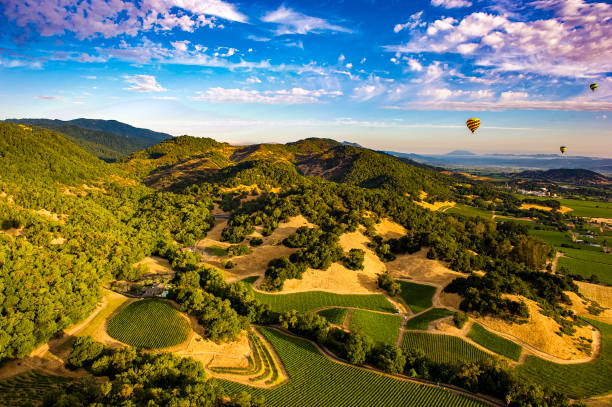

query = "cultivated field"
[397,281,436,313]
[349,310,402,346]
[317,308,350,325]
[0,370,73,407]
[518,320,612,398]
[467,323,522,361]
[222,327,489,407]
[250,289,396,313]
[446,204,492,219]
[107,299,191,349]
[405,308,453,331]
[402,332,492,364]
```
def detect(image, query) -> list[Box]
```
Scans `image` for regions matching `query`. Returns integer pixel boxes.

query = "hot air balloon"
[560,146,567,154]
[466,118,480,134]
[590,83,598,92]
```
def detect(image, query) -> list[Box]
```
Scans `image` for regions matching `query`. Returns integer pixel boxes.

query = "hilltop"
[124,136,456,200]
[5,118,171,161]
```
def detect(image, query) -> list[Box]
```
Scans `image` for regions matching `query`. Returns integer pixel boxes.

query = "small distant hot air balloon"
[466,118,480,134]
[560,146,567,154]
[590,83,598,92]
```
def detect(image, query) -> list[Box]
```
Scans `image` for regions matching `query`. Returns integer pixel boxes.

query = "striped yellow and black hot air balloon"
[590,83,598,92]
[560,146,567,154]
[466,118,480,134]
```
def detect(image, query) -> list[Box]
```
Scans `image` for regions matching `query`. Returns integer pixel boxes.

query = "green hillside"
[124,135,456,199]
[5,118,171,161]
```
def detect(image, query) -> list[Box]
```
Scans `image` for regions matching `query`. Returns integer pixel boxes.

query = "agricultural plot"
[397,281,436,314]
[0,370,73,407]
[107,298,191,349]
[557,199,612,218]
[529,229,573,247]
[349,310,402,346]
[446,204,492,220]
[467,323,522,361]
[317,307,349,325]
[251,290,396,313]
[211,332,283,386]
[518,319,612,398]
[221,327,488,407]
[205,245,228,256]
[402,332,492,365]
[557,256,612,285]
[404,308,453,331]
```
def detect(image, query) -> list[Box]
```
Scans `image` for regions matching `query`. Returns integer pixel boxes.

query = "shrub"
[343,248,365,270]
[454,311,468,329]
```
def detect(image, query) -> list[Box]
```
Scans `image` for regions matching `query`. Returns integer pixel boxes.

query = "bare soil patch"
[219,216,314,283]
[415,200,456,212]
[374,218,407,240]
[476,295,593,360]
[134,256,174,275]
[577,281,612,308]
[1,227,26,237]
[519,203,573,214]
[385,249,465,289]
[566,291,612,325]
[281,229,385,294]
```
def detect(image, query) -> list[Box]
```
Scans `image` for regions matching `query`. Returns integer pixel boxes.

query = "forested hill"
[0,122,213,361]
[0,122,111,186]
[123,136,457,200]
[512,168,611,187]
[5,118,171,161]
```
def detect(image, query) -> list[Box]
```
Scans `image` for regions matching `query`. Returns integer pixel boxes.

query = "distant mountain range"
[385,150,612,175]
[511,169,611,186]
[5,118,171,161]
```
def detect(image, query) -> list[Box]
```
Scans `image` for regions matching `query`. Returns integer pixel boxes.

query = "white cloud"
[345,63,353,69]
[246,77,262,84]
[171,41,190,52]
[407,58,423,71]
[193,87,342,104]
[394,11,425,33]
[262,6,351,35]
[152,96,178,100]
[352,76,387,101]
[385,1,612,78]
[500,91,529,100]
[338,54,346,63]
[457,43,478,54]
[386,98,612,111]
[3,0,247,40]
[426,17,457,35]
[431,0,472,8]
[123,75,167,92]
[35,95,64,100]
[247,35,271,42]
[215,47,238,57]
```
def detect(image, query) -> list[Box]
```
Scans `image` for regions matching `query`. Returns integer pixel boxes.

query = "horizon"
[1,0,611,157]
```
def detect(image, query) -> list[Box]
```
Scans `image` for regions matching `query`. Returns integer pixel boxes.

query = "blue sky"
[0,0,611,156]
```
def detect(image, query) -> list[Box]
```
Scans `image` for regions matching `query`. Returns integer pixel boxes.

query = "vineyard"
[349,310,402,346]
[317,307,349,325]
[404,308,453,331]
[221,327,489,407]
[251,290,396,313]
[467,323,522,361]
[0,370,73,406]
[518,319,612,398]
[397,281,436,313]
[210,330,284,386]
[107,298,191,349]
[402,332,492,364]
